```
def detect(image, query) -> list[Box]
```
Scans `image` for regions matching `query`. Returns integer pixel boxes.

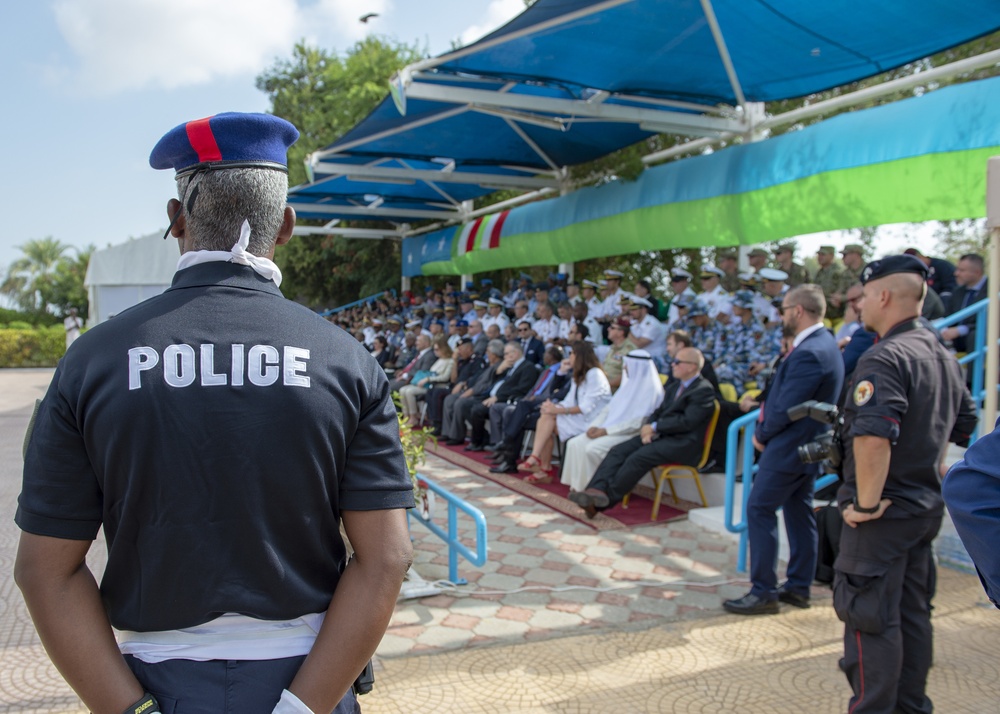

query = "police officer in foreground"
[14,113,415,714]
[835,255,976,713]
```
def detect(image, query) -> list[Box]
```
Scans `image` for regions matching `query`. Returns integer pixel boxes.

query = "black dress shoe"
[778,589,811,609]
[464,443,485,452]
[484,444,499,452]
[488,451,508,463]
[489,461,518,474]
[723,592,779,616]
[442,438,464,446]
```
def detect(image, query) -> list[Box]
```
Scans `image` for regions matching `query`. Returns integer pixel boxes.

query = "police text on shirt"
[128,345,310,390]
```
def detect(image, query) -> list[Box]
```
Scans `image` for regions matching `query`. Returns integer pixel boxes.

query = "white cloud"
[457,0,524,47]
[49,0,390,95]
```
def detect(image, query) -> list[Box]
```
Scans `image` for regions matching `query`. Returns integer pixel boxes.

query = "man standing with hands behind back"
[724,284,843,616]
[14,113,414,714]
[835,255,975,713]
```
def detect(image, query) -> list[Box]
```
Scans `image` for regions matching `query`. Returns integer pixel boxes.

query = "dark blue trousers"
[124,655,360,714]
[746,468,817,600]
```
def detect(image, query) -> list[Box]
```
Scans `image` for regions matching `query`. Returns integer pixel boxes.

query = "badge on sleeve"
[854,380,874,406]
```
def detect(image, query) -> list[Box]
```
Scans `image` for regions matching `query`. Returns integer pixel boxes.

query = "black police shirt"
[16,263,415,632]
[838,320,976,518]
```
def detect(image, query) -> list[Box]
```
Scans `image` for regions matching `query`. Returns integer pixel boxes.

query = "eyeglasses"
[777,304,799,315]
[673,359,700,366]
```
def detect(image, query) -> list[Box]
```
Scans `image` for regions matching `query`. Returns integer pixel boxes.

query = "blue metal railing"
[407,475,489,584]
[320,289,398,316]
[724,295,994,573]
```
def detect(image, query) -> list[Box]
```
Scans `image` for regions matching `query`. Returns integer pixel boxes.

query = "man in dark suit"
[569,347,716,517]
[441,340,504,444]
[387,332,435,394]
[942,253,988,352]
[516,321,546,365]
[724,285,844,615]
[465,341,539,450]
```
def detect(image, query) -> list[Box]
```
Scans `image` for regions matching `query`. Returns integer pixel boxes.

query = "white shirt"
[793,321,827,348]
[700,285,733,321]
[558,318,573,341]
[586,296,604,320]
[629,313,667,358]
[601,288,625,320]
[533,315,561,344]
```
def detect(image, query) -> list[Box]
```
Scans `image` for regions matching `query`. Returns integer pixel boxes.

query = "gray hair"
[176,168,288,255]
[787,284,826,317]
[486,339,505,358]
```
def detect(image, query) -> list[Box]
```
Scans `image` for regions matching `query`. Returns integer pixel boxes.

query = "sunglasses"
[777,304,799,315]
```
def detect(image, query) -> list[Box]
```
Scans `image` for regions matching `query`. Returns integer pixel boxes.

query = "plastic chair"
[622,400,721,517]
[718,383,738,403]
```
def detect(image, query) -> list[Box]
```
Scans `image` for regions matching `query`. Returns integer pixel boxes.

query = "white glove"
[272,689,315,714]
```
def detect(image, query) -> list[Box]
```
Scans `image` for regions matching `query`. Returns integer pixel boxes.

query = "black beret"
[860,255,929,285]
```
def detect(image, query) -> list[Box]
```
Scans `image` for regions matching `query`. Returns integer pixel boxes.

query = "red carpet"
[428,441,692,531]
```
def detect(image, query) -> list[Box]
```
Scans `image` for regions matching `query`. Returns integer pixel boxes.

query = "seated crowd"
[339,246,982,516]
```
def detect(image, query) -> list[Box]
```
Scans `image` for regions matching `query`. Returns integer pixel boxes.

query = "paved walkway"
[0,369,998,713]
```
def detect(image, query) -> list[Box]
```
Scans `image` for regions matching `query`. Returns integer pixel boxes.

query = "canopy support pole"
[699,0,748,110]
[984,156,1000,432]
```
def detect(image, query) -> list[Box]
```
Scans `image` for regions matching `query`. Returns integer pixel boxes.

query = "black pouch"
[833,567,890,635]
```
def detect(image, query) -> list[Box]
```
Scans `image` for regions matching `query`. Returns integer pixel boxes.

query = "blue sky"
[0,0,526,269]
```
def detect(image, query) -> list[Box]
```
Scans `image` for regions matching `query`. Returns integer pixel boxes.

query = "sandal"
[517,455,543,472]
[525,470,554,485]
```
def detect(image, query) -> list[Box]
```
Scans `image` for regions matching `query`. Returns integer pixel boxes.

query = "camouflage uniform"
[602,337,638,387]
[783,262,811,288]
[717,318,768,387]
[839,266,862,295]
[721,272,741,293]
[689,320,727,363]
[813,264,844,320]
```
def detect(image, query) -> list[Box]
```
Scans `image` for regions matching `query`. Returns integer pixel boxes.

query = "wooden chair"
[622,400,721,518]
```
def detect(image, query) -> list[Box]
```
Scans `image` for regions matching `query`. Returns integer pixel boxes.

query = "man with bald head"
[569,347,715,517]
[834,255,976,714]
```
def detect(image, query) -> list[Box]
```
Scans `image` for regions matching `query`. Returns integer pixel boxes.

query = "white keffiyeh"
[176,219,283,286]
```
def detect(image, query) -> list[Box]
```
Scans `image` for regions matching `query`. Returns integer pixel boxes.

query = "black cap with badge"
[859,255,929,285]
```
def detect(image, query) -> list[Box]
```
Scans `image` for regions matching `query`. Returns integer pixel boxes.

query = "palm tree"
[0,237,69,313]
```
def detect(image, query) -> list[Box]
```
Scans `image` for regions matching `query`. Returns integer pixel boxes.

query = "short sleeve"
[340,360,416,512]
[848,354,905,443]
[15,368,102,540]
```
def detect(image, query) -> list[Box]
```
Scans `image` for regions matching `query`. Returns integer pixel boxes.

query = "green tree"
[1,237,69,314]
[38,246,94,318]
[256,37,424,307]
[933,219,989,261]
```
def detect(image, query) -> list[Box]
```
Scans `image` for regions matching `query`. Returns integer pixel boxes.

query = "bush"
[0,329,65,367]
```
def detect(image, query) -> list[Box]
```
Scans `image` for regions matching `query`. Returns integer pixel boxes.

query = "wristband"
[852,496,880,514]
[122,693,160,714]
[272,689,315,714]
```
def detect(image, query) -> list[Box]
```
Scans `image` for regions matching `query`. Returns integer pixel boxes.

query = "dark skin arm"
[288,508,412,712]
[14,533,144,713]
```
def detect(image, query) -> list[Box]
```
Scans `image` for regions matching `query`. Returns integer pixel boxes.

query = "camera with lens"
[787,400,843,472]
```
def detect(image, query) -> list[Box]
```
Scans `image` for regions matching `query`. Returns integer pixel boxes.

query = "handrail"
[320,289,398,316]
[932,296,990,432]
[407,475,489,584]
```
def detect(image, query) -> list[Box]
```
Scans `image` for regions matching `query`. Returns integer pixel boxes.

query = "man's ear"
[276,205,296,246]
[166,199,186,238]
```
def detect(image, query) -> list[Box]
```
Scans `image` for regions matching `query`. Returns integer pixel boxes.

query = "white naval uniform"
[699,285,733,322]
[600,288,625,321]
[532,316,561,345]
[629,313,667,359]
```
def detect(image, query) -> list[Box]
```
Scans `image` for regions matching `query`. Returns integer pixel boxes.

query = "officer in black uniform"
[835,254,976,714]
[14,113,414,714]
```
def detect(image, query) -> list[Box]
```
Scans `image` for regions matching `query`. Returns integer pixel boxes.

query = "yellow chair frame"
[622,400,721,519]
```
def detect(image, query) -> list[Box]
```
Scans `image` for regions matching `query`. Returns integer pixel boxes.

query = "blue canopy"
[290,0,1000,229]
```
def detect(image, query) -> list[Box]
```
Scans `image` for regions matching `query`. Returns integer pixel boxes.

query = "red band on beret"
[186,117,223,163]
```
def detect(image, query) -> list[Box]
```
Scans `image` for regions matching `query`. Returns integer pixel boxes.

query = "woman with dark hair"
[371,335,392,369]
[519,341,612,482]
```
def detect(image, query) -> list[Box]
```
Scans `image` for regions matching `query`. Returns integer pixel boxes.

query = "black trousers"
[425,386,451,426]
[834,515,941,714]
[124,655,359,713]
[588,435,695,507]
[469,402,491,446]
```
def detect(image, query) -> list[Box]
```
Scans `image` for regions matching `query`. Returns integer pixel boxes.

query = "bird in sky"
[360,13,379,23]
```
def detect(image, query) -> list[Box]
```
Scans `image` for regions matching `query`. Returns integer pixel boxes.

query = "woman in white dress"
[398,335,454,425]
[560,349,665,492]
[519,341,611,482]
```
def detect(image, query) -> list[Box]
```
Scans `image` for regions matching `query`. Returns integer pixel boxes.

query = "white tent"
[84,231,178,325]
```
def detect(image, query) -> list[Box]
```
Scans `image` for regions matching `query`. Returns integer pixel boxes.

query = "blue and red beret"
[150,112,299,179]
